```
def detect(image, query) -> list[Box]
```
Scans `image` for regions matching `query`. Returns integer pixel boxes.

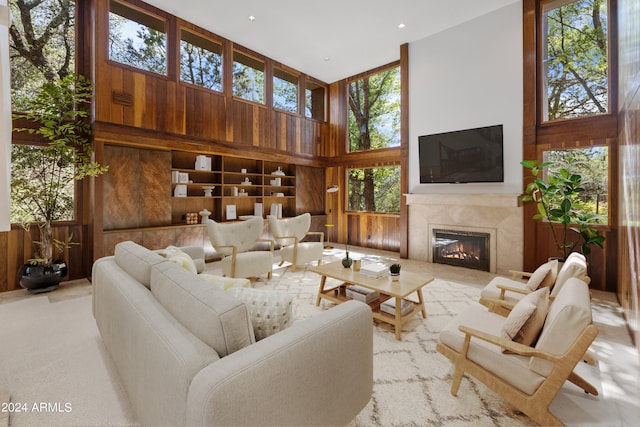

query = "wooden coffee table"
[310,261,434,340]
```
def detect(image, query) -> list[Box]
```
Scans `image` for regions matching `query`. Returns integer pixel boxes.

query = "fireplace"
[432,229,490,271]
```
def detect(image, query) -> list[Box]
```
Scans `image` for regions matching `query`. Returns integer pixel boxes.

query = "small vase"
[342,251,353,268]
[390,272,400,281]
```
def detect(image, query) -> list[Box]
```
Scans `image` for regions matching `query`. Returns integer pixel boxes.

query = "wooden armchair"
[206,216,274,279]
[479,252,589,316]
[268,213,324,272]
[437,277,598,426]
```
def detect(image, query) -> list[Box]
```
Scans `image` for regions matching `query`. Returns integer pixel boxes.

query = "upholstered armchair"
[268,213,324,272]
[206,216,274,279]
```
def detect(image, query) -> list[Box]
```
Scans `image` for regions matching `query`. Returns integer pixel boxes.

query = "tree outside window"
[542,0,608,121]
[179,30,223,91]
[9,0,76,222]
[233,51,264,104]
[273,68,298,113]
[348,66,400,152]
[348,166,400,213]
[543,146,609,223]
[108,0,167,75]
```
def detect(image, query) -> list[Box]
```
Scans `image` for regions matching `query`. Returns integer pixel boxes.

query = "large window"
[542,146,609,223]
[305,80,325,121]
[233,51,264,104]
[348,66,400,152]
[273,68,298,113]
[180,30,223,91]
[347,166,400,213]
[9,0,76,222]
[108,0,167,75]
[542,0,608,121]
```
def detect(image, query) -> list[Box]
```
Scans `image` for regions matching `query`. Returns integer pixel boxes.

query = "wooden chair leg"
[450,362,465,396]
[568,371,598,395]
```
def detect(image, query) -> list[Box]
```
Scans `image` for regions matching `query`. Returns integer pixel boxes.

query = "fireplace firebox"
[432,229,490,271]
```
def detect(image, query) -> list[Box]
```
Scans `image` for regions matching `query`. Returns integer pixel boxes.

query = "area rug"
[245,260,535,426]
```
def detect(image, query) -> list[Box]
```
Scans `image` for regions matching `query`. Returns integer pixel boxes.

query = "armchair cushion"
[439,304,546,395]
[525,259,558,291]
[207,217,265,255]
[502,287,550,350]
[551,252,587,297]
[220,251,273,279]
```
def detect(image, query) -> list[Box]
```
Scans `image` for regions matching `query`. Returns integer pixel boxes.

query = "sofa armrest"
[186,300,373,426]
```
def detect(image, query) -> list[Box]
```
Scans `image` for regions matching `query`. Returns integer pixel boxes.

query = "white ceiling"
[144,0,520,83]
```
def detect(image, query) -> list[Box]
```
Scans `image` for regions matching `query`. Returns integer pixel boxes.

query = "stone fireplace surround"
[406,193,523,275]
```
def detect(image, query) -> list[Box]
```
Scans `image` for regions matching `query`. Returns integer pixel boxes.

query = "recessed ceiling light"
[248,15,256,21]
[323,57,331,61]
[398,23,406,29]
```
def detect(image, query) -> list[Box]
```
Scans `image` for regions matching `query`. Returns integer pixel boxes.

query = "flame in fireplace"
[436,238,481,261]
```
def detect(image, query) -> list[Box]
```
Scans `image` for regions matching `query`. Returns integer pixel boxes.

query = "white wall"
[408,1,523,194]
[1,1,11,231]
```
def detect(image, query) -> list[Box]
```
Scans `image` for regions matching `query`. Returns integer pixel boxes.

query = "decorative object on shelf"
[389,263,401,280]
[270,177,282,186]
[270,203,283,218]
[272,166,285,176]
[171,170,181,183]
[241,177,251,185]
[241,168,247,174]
[239,189,248,197]
[174,184,187,197]
[521,159,605,259]
[195,155,212,171]
[233,186,239,196]
[226,205,237,220]
[12,74,107,293]
[202,186,215,197]
[199,209,211,223]
[254,203,263,217]
[275,192,285,197]
[185,212,199,225]
[178,172,189,183]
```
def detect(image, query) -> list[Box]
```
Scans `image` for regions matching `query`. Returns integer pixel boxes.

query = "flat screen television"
[418,124,504,183]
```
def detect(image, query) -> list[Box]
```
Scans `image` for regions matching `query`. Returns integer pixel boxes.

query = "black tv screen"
[419,124,504,183]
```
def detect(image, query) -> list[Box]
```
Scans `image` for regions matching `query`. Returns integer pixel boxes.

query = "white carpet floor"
[0,247,638,426]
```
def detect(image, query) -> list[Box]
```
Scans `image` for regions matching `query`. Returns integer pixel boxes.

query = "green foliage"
[12,74,108,265]
[521,159,605,258]
[348,166,400,213]
[389,263,401,274]
[544,0,608,120]
[8,0,75,110]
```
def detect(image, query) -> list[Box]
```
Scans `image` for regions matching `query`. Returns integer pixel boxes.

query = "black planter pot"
[19,260,68,294]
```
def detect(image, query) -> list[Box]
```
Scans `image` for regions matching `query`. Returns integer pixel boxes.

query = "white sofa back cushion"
[530,277,592,376]
[114,241,167,289]
[150,262,255,357]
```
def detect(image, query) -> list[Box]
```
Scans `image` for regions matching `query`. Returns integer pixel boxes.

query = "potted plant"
[520,159,605,260]
[389,263,401,280]
[11,74,107,293]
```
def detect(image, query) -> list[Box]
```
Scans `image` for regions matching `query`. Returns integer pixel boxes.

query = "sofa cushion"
[229,288,293,340]
[199,273,251,291]
[150,262,255,357]
[158,246,198,274]
[114,241,167,289]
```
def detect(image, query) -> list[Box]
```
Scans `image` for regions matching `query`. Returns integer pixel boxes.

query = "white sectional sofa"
[92,241,373,426]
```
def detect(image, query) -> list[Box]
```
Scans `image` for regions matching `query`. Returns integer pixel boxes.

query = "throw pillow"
[525,259,559,291]
[501,287,550,352]
[199,273,250,291]
[229,288,293,341]
[524,264,550,291]
[158,246,198,275]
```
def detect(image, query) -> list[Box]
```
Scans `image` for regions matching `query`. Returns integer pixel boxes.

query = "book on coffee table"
[380,298,414,316]
[345,285,380,304]
[359,263,388,279]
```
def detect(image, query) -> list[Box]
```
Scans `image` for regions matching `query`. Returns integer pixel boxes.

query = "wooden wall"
[617,0,640,349]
